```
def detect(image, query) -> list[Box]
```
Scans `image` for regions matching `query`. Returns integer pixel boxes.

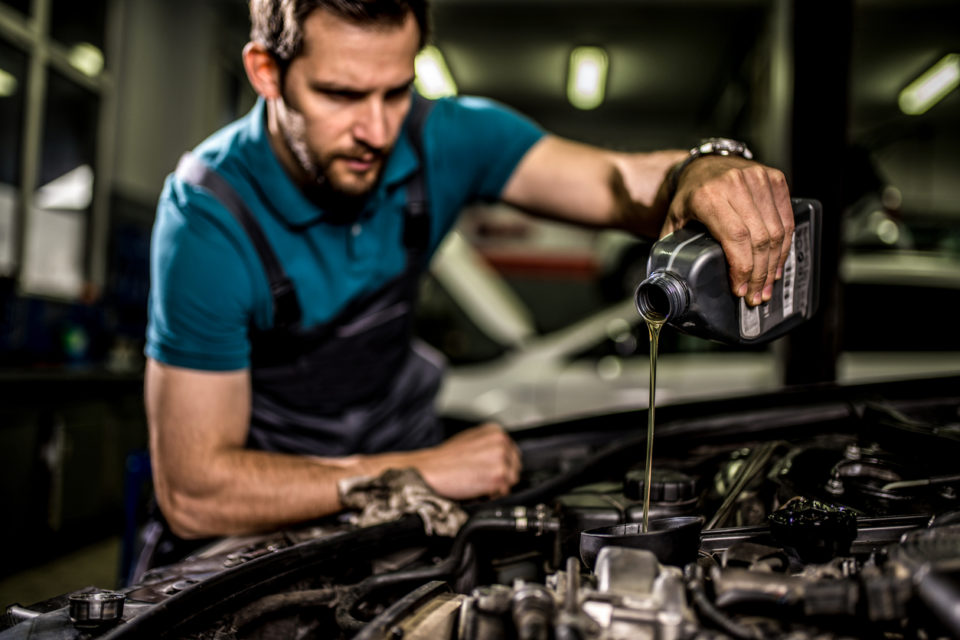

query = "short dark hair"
[249,0,430,67]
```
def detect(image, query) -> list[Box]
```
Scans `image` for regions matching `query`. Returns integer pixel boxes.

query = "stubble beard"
[277,98,387,223]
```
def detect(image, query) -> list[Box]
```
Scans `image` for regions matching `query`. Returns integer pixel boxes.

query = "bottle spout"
[635,271,688,323]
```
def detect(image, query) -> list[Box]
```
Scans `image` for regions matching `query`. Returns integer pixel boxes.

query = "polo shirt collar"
[243,97,421,227]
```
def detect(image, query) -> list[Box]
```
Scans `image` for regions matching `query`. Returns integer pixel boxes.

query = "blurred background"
[0,0,958,606]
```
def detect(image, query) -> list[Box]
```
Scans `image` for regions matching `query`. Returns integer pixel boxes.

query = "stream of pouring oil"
[642,313,666,533]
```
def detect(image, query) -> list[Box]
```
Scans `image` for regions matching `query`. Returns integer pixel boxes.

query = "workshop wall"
[111,0,253,204]
[0,0,252,578]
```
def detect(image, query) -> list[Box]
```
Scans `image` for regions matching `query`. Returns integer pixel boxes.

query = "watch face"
[671,137,754,197]
[698,138,753,160]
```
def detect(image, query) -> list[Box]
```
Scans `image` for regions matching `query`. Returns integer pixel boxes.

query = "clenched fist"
[412,423,522,500]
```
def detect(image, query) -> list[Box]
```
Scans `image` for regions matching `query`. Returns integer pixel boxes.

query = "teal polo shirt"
[146,95,544,371]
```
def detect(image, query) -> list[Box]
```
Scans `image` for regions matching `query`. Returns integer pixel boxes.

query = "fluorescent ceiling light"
[567,46,608,110]
[415,45,457,99]
[898,53,959,115]
[0,67,16,97]
[67,42,104,78]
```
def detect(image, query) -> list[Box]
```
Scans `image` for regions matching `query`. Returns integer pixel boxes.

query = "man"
[145,0,793,543]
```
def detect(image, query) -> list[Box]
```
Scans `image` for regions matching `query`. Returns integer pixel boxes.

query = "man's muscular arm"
[146,358,521,538]
[500,135,793,306]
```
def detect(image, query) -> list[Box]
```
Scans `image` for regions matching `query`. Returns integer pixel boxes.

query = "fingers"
[675,158,792,306]
[422,423,523,500]
[476,423,522,497]
[770,171,795,280]
[504,435,522,488]
[740,166,788,304]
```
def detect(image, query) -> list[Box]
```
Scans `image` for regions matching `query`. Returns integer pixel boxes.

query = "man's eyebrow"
[307,77,416,94]
[307,81,364,94]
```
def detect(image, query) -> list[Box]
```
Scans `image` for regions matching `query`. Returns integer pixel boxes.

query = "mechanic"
[143,0,794,553]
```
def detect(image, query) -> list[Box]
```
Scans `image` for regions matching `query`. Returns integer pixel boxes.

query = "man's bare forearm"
[146,360,521,538]
[501,136,686,237]
[154,432,519,539]
[146,359,397,538]
[502,134,793,304]
[608,148,689,236]
[153,445,371,538]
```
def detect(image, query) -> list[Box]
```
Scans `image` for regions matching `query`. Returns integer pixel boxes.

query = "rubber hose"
[684,564,769,640]
[335,514,536,633]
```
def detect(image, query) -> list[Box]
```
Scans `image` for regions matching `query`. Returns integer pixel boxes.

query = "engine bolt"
[825,478,845,495]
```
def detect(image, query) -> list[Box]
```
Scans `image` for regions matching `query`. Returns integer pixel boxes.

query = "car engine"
[3,376,960,640]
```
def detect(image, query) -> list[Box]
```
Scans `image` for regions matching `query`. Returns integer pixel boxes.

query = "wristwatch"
[667,137,754,199]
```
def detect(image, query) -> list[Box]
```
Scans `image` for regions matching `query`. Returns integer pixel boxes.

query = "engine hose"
[684,564,770,640]
[336,509,559,633]
[477,432,653,513]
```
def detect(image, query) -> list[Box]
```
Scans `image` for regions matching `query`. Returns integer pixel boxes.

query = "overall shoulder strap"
[175,152,302,327]
[402,93,435,254]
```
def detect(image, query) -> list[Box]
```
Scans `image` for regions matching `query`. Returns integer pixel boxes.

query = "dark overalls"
[131,97,442,581]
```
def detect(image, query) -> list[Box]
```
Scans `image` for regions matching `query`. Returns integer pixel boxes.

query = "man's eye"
[330,91,363,102]
[322,90,363,101]
[386,86,413,101]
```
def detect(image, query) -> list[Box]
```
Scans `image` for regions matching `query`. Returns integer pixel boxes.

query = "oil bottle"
[635,198,821,345]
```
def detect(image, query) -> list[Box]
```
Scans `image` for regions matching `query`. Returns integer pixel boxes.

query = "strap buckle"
[270,278,302,327]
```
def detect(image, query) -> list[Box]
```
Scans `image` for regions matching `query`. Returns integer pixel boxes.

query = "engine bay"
[3,376,960,639]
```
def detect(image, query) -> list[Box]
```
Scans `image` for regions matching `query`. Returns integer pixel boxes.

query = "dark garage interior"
[0,0,959,636]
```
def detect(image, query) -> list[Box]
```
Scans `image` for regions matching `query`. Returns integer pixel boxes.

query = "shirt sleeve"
[424,96,545,238]
[145,176,263,371]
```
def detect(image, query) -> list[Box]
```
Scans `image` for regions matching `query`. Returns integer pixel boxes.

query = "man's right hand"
[409,423,522,500]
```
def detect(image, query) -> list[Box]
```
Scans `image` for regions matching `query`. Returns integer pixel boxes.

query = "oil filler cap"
[624,469,696,503]
[69,590,125,629]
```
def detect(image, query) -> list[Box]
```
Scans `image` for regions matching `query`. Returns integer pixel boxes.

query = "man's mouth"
[340,154,380,173]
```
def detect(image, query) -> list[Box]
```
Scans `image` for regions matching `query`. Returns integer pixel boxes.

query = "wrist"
[666,137,754,201]
[350,447,435,480]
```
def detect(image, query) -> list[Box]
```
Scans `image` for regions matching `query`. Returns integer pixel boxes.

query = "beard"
[276,96,389,225]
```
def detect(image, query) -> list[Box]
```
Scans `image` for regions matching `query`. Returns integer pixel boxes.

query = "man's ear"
[243,42,283,99]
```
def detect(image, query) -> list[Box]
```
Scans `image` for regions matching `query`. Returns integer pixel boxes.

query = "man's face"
[274,9,419,200]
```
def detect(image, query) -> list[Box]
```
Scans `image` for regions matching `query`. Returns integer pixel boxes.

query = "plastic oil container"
[635,198,822,345]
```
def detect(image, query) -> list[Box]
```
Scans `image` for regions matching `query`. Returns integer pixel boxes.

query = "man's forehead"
[293,8,419,83]
[300,7,421,53]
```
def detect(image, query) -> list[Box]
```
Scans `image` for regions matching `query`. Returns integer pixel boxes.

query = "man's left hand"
[662,155,794,306]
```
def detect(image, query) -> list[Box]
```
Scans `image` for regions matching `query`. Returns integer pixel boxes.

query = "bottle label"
[792,219,812,317]
[739,220,811,339]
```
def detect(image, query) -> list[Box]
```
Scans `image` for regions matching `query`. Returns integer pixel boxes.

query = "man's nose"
[353,97,389,150]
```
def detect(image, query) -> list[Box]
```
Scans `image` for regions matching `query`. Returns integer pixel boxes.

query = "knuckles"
[731,263,753,282]
[770,227,787,249]
[744,165,770,185]
[727,223,752,246]
[767,167,788,189]
[751,230,773,252]
[782,217,796,241]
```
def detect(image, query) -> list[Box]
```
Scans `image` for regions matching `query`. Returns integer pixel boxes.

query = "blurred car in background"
[421,228,960,429]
